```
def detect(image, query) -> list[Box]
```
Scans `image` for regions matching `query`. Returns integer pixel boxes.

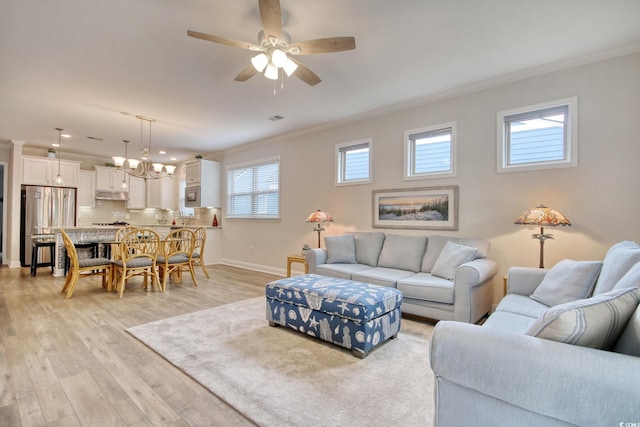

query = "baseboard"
[218,258,286,277]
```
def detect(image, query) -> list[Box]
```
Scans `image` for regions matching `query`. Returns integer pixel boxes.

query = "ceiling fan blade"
[234,65,259,82]
[288,37,356,55]
[259,0,282,40]
[187,30,261,51]
[289,58,321,86]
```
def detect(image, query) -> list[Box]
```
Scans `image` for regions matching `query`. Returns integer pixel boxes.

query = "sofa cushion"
[529,259,602,306]
[431,241,478,281]
[612,261,640,291]
[324,235,356,264]
[352,267,415,288]
[525,287,640,350]
[495,294,550,319]
[353,232,385,266]
[592,241,640,296]
[397,273,454,304]
[377,234,427,273]
[483,310,538,334]
[614,304,640,357]
[316,263,372,280]
[421,235,489,273]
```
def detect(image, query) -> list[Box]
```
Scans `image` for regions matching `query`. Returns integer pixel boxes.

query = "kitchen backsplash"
[78,200,220,226]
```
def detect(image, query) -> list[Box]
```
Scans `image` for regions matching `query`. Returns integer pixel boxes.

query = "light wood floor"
[0,263,282,427]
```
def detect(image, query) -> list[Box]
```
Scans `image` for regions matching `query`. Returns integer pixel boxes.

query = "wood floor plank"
[0,264,279,426]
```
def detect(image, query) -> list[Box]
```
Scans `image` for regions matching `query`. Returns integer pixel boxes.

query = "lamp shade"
[306,209,334,223]
[514,204,571,227]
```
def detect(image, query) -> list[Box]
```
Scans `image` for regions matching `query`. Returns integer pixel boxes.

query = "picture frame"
[372,186,459,230]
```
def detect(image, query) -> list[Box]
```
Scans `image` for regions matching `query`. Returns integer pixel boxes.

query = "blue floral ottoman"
[265,274,403,358]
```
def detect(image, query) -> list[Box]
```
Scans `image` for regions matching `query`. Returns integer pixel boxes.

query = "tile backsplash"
[78,200,220,226]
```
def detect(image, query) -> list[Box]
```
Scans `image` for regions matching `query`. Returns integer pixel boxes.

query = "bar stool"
[31,239,56,276]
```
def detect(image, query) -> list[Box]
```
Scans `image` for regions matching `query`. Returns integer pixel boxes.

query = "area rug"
[126,297,435,426]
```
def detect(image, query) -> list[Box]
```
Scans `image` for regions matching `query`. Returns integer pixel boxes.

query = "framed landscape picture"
[372,186,458,230]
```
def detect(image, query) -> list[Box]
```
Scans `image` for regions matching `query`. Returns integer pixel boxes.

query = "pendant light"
[54,128,64,185]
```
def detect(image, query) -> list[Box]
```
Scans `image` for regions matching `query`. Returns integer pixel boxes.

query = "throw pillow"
[353,232,386,266]
[529,259,602,306]
[525,287,640,350]
[613,261,640,291]
[431,241,478,281]
[592,241,640,295]
[377,234,427,272]
[421,235,490,273]
[324,235,356,264]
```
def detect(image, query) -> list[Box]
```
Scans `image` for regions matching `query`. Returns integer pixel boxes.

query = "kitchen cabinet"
[22,155,80,187]
[78,169,96,207]
[185,159,220,185]
[126,176,146,209]
[95,166,127,191]
[146,177,175,209]
[184,159,221,207]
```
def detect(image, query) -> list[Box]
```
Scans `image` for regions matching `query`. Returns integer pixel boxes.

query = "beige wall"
[219,52,640,303]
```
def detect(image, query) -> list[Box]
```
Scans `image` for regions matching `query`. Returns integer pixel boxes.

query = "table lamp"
[515,204,571,268]
[306,209,333,248]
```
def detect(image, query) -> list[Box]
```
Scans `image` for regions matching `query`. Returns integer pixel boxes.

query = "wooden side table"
[287,254,309,277]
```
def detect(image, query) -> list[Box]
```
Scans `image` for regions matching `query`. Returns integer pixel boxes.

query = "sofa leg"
[352,349,368,359]
[268,321,278,327]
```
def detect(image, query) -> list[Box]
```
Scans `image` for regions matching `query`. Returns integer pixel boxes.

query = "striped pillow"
[525,287,640,350]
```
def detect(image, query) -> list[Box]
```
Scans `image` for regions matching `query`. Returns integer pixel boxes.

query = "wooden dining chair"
[157,228,198,291]
[60,229,113,298]
[192,227,210,279]
[112,228,160,298]
[112,225,139,260]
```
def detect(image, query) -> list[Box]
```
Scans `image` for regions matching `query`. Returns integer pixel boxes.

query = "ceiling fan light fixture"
[251,53,269,72]
[264,63,278,80]
[271,48,287,68]
[283,58,298,76]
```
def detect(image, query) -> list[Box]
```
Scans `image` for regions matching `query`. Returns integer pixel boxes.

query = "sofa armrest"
[430,321,640,426]
[506,266,549,296]
[304,248,326,273]
[452,259,498,322]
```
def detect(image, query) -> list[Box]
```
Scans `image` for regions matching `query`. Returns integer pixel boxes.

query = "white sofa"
[305,232,498,323]
[430,241,640,425]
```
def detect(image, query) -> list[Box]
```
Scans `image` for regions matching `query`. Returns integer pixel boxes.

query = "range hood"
[95,190,129,201]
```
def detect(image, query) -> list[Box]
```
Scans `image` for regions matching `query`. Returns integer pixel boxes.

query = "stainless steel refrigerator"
[20,185,77,267]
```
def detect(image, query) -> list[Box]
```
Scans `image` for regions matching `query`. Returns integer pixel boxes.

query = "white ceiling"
[1,0,639,164]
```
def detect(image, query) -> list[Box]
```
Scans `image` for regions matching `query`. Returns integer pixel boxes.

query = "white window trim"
[497,97,578,173]
[225,155,280,220]
[403,121,457,181]
[335,138,372,186]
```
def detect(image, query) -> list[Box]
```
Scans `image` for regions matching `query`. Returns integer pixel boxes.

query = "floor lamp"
[515,204,571,268]
[306,209,333,248]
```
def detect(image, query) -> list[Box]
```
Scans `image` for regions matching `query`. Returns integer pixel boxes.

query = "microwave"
[185,185,201,207]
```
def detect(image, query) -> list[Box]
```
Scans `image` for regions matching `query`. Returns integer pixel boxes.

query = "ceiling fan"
[187,0,356,86]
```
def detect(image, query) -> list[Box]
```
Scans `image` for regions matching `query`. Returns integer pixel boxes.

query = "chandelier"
[112,115,176,182]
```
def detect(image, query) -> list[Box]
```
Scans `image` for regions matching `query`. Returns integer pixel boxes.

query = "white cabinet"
[126,176,146,209]
[22,155,80,187]
[146,177,176,209]
[95,166,127,191]
[185,161,202,185]
[184,159,221,207]
[78,169,96,207]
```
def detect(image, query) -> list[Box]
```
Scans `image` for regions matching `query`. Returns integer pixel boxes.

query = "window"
[497,97,578,172]
[336,139,371,185]
[404,122,456,180]
[227,157,279,219]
